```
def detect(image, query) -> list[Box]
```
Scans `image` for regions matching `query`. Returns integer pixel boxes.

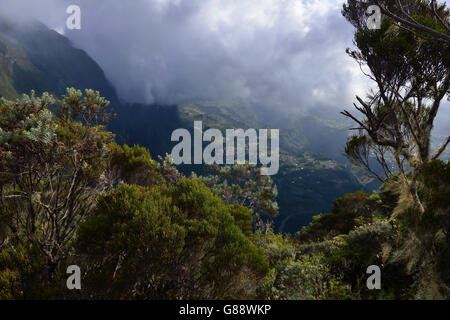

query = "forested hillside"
[0,0,449,300]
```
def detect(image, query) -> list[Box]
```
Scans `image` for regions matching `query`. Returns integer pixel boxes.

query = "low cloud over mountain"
[0,0,448,133]
[0,1,369,110]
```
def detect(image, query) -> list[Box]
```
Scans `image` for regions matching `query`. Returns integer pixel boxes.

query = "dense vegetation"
[0,0,449,300]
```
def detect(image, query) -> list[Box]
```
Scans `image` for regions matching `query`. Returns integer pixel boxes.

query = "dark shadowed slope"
[0,17,119,107]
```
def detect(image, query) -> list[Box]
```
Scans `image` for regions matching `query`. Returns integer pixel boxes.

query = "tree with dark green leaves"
[75,179,268,299]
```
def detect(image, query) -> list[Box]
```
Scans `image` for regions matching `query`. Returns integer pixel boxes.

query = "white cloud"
[10,0,360,113]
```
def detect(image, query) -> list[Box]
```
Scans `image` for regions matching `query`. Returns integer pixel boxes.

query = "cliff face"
[0,18,119,106]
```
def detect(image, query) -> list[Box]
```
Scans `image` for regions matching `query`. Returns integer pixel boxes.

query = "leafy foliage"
[75,180,268,299]
[253,229,352,300]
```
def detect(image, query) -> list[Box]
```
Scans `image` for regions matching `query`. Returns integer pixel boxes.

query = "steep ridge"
[0,18,119,106]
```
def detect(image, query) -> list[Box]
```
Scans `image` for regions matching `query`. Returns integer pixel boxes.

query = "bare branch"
[432,136,450,160]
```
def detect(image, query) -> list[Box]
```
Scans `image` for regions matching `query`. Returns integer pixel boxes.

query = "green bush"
[75,179,268,299]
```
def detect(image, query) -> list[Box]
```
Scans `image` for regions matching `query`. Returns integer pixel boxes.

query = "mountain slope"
[0,18,119,106]
[0,18,366,233]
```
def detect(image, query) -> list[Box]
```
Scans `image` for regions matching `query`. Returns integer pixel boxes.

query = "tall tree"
[342,0,450,213]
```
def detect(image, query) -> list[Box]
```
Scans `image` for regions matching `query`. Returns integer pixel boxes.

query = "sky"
[0,0,448,132]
